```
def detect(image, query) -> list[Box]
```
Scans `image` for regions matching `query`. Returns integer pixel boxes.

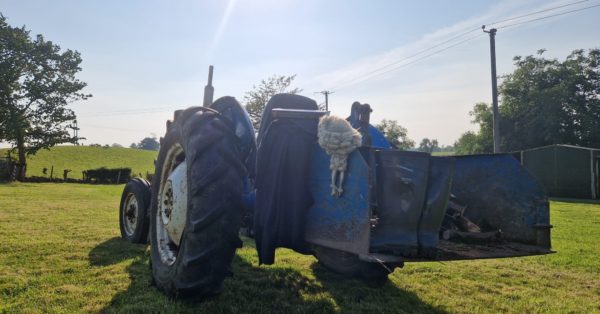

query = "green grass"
[431,151,455,156]
[0,146,157,179]
[0,183,599,313]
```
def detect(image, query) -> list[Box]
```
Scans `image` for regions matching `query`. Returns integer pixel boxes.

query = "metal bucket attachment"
[441,154,553,255]
[305,148,553,263]
[404,154,554,262]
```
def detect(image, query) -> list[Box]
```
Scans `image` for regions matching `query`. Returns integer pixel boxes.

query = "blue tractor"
[118,67,552,299]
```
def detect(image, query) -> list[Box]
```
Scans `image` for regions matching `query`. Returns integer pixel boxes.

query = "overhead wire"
[329,0,600,91]
[330,26,482,91]
[333,32,486,91]
[496,2,600,29]
[486,0,591,26]
[76,0,600,135]
[349,0,596,89]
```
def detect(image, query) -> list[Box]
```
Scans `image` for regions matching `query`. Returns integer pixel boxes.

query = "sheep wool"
[317,115,362,197]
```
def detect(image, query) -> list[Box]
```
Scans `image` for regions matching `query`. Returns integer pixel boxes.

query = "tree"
[454,131,483,155]
[455,48,600,153]
[375,119,415,150]
[418,138,439,153]
[0,15,91,180]
[243,74,301,130]
[133,137,159,151]
[499,48,600,150]
[454,102,494,154]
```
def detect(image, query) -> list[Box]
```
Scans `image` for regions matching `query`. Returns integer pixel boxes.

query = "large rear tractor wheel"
[119,178,151,243]
[314,246,394,283]
[150,108,245,299]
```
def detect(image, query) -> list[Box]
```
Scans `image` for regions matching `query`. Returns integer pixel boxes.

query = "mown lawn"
[0,183,598,313]
[0,146,157,179]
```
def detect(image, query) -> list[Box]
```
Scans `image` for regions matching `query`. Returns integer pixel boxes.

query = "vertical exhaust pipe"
[203,65,214,107]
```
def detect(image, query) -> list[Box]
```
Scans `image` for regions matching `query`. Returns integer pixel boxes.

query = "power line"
[372,34,486,79]
[497,3,600,29]
[334,33,485,91]
[327,0,599,91]
[487,0,592,26]
[330,27,482,91]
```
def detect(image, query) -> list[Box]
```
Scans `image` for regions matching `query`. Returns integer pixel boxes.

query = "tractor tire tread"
[119,178,151,243]
[150,109,244,299]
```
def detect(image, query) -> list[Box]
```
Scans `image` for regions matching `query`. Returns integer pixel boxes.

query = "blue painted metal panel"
[418,157,454,257]
[368,125,393,149]
[304,145,371,255]
[452,154,551,248]
[370,151,430,257]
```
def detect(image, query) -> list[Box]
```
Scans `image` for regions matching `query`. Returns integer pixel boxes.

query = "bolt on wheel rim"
[122,193,138,236]
[156,143,185,266]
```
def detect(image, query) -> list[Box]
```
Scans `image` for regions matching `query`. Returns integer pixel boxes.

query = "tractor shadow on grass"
[88,237,148,267]
[90,238,444,313]
[310,262,447,313]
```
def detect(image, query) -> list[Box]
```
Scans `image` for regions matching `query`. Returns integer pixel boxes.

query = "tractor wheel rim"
[122,193,138,236]
[156,143,185,266]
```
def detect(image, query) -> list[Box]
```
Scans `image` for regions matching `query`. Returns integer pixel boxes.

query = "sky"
[1,0,599,147]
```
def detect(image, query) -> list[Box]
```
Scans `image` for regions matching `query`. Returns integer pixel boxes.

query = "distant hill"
[0,146,157,179]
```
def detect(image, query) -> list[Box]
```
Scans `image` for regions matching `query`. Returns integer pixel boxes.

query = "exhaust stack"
[203,65,214,107]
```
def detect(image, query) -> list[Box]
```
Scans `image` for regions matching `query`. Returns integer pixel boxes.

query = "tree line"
[454,48,600,154]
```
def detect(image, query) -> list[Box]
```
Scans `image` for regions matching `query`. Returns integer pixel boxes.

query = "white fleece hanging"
[317,115,362,197]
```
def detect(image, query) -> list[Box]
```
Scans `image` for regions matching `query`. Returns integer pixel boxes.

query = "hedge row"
[82,167,132,184]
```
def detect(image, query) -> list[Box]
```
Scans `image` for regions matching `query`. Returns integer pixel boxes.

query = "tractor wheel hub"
[159,161,188,246]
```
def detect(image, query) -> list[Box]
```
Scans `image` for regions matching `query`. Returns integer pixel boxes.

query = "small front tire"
[119,178,151,243]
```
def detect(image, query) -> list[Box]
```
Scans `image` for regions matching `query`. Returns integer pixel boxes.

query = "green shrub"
[83,167,131,184]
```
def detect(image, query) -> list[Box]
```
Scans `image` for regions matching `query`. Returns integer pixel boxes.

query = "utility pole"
[70,119,79,145]
[483,26,500,153]
[74,119,79,145]
[317,90,334,111]
[203,65,214,107]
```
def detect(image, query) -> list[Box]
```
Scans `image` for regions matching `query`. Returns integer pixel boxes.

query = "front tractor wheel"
[150,108,245,299]
[119,178,151,243]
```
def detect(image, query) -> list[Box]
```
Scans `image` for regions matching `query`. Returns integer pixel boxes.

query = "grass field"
[0,183,599,313]
[0,146,157,179]
[431,151,455,156]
